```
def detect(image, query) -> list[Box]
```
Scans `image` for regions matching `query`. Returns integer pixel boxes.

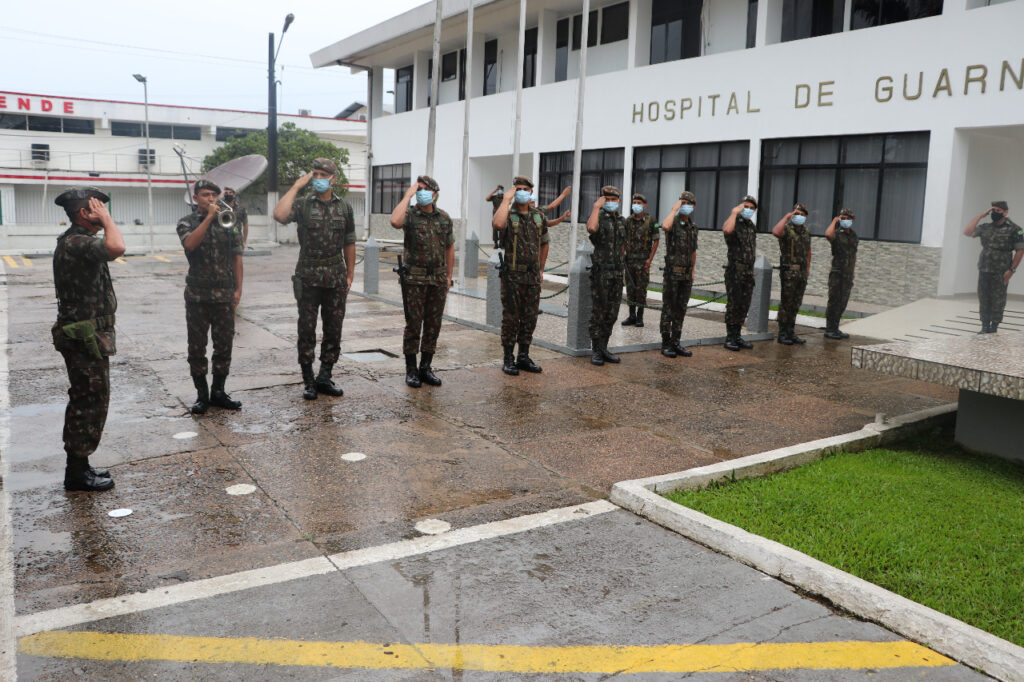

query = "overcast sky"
[1,0,425,118]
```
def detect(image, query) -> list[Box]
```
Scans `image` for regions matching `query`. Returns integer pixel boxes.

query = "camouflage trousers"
[589,270,623,339]
[298,284,347,366]
[500,275,541,347]
[403,282,448,355]
[61,347,109,460]
[660,275,692,340]
[186,300,234,376]
[825,270,854,329]
[777,270,808,329]
[724,266,755,326]
[624,262,650,308]
[978,271,1008,326]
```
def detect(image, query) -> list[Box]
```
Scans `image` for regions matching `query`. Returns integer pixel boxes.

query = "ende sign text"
[631,58,1023,124]
[0,94,75,114]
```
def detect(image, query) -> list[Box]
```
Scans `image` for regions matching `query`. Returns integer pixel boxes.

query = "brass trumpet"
[215,198,236,229]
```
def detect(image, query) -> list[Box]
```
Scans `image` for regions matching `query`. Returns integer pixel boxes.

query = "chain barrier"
[621,279,728,312]
[539,284,570,300]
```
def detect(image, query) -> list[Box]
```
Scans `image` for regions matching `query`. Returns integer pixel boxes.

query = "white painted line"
[340,452,366,462]
[172,431,198,440]
[0,261,17,678]
[107,509,133,518]
[225,484,256,496]
[414,519,451,535]
[15,499,616,637]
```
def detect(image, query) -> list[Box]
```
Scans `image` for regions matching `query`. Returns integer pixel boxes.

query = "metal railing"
[0,148,200,176]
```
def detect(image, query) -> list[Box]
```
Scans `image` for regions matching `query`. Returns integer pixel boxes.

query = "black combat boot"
[601,337,621,363]
[209,374,242,410]
[673,336,693,357]
[635,307,645,328]
[990,322,999,333]
[724,325,741,352]
[516,344,543,373]
[777,325,794,345]
[736,331,754,349]
[977,320,989,334]
[660,335,677,358]
[621,307,637,326]
[190,373,209,414]
[405,354,422,387]
[790,325,807,344]
[590,338,605,366]
[502,346,520,375]
[418,353,442,386]
[316,362,345,396]
[301,363,318,399]
[824,327,844,340]
[64,456,114,492]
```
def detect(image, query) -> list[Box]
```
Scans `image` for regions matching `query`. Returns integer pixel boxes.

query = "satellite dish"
[182,154,268,204]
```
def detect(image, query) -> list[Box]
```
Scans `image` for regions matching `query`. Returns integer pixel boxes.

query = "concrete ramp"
[841,294,1024,342]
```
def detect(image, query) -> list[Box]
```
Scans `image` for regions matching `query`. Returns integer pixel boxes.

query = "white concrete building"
[0,90,366,252]
[312,0,1024,305]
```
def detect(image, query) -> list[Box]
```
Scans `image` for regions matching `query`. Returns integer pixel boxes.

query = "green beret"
[679,191,696,203]
[54,186,109,208]
[313,157,338,175]
[193,179,221,195]
[417,175,439,192]
[512,175,534,189]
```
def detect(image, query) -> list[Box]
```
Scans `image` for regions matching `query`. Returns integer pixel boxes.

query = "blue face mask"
[840,219,853,229]
[679,204,694,216]
[494,190,503,196]
[312,178,331,194]
[604,201,619,213]
[631,204,644,214]
[514,189,532,204]
[740,207,755,220]
[531,193,539,204]
[415,189,434,206]
[792,214,807,226]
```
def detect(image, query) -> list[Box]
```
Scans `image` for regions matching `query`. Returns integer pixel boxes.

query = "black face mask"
[224,195,235,203]
[992,211,1005,222]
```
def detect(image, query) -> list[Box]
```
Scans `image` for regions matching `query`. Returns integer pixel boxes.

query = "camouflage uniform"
[724,216,757,327]
[825,221,858,333]
[52,224,117,463]
[776,220,811,336]
[499,206,548,347]
[973,217,1024,330]
[660,215,698,342]
[624,214,660,311]
[589,209,627,340]
[401,204,454,355]
[490,193,504,247]
[288,193,356,365]
[177,210,242,376]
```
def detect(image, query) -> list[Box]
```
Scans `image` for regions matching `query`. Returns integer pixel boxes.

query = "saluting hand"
[594,196,607,209]
[731,203,745,214]
[85,198,111,224]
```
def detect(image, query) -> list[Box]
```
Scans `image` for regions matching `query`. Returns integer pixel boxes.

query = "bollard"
[363,236,380,295]
[746,254,772,333]
[464,231,479,279]
[566,241,594,351]
[486,251,503,329]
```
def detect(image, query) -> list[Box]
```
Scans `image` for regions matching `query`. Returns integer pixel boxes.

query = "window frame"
[371,163,412,214]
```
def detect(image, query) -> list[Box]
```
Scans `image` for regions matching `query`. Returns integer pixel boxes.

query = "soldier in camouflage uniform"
[486,185,505,248]
[964,201,1024,333]
[772,202,811,345]
[52,187,124,492]
[824,208,858,340]
[586,186,627,366]
[722,195,759,351]
[273,158,356,399]
[659,191,699,358]
[222,186,249,248]
[390,175,454,388]
[178,179,244,414]
[621,193,660,328]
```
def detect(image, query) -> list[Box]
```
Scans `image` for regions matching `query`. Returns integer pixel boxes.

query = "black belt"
[299,253,344,267]
[186,275,234,288]
[408,265,442,276]
[509,264,536,273]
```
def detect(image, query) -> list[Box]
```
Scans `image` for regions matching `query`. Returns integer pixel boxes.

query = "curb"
[610,403,1024,682]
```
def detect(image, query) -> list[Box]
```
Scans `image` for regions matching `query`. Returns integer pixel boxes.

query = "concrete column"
[566,240,594,351]
[747,136,762,201]
[746,254,772,333]
[363,236,380,294]
[486,251,503,328]
[464,230,479,279]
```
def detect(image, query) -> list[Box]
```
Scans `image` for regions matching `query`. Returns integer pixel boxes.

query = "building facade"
[0,90,366,251]
[313,0,1023,306]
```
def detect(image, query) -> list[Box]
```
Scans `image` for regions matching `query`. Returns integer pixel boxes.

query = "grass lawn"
[665,428,1024,647]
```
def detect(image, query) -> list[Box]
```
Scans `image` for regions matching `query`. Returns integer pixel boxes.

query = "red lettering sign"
[64,102,74,114]
[0,95,6,109]
[17,98,30,110]
[41,99,53,112]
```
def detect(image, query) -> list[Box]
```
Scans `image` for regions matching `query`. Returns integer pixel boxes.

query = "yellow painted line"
[20,256,33,267]
[19,632,955,673]
[152,255,172,262]
[2,256,18,268]
[114,257,127,264]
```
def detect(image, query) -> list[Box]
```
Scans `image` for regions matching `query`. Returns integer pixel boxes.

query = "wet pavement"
[1,247,969,680]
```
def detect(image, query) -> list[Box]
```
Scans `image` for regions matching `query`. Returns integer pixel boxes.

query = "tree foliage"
[202,122,349,196]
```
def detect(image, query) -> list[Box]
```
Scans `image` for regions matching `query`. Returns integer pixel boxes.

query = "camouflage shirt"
[288,193,356,288]
[490,195,504,215]
[402,204,454,286]
[975,219,1024,273]
[501,206,549,280]
[830,227,859,273]
[233,203,248,230]
[590,210,627,272]
[664,217,698,273]
[625,214,660,262]
[778,222,811,272]
[177,210,243,303]
[53,225,118,355]
[725,217,757,270]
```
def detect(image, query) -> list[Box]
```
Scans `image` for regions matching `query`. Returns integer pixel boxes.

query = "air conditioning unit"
[138,148,155,168]
[298,108,312,116]
[31,143,50,166]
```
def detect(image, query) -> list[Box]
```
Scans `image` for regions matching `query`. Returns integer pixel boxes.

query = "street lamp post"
[268,13,294,244]
[133,73,155,255]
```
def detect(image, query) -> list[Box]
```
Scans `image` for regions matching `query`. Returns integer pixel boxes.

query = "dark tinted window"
[27,116,61,132]
[555,18,569,82]
[0,114,27,130]
[601,2,629,44]
[572,11,598,50]
[148,123,173,139]
[441,51,457,82]
[483,40,498,95]
[852,0,943,29]
[746,0,759,48]
[650,0,701,64]
[173,125,201,140]
[372,163,411,213]
[396,65,414,112]
[781,0,844,42]
[538,148,623,217]
[523,27,538,88]
[112,121,143,137]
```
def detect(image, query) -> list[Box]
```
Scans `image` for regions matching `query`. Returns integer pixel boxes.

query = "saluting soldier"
[824,208,858,340]
[52,188,124,492]
[772,202,811,345]
[659,191,699,358]
[178,179,244,414]
[722,195,759,352]
[964,201,1024,333]
[273,158,356,399]
[586,186,627,366]
[621,193,660,329]
[486,185,505,248]
[390,175,454,388]
[221,186,249,248]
